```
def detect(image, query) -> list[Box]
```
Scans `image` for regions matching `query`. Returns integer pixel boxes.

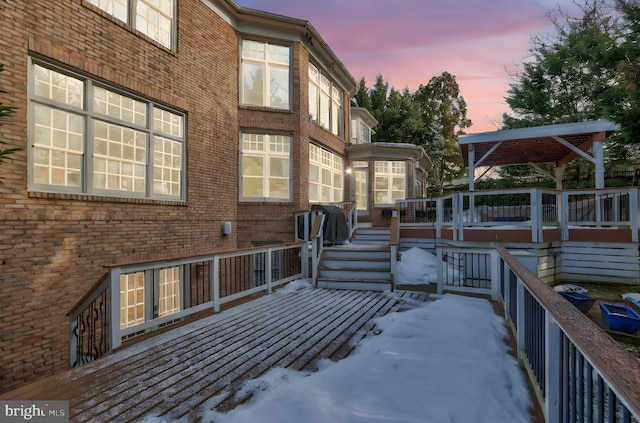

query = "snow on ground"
[395,247,439,285]
[143,248,533,423]
[199,293,531,423]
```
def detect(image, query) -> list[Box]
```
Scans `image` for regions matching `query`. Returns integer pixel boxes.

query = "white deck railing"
[431,245,640,422]
[498,247,640,423]
[68,242,308,367]
[397,187,639,243]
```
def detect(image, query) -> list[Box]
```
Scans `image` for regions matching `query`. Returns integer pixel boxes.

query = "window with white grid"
[308,63,344,138]
[86,0,175,49]
[29,60,185,200]
[158,267,181,317]
[309,144,343,203]
[241,40,290,109]
[241,133,291,201]
[374,161,406,206]
[120,272,146,329]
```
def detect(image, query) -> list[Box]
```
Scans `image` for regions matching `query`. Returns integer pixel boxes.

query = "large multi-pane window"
[309,64,344,138]
[241,40,290,110]
[158,267,181,317]
[29,60,185,200]
[374,161,406,205]
[86,0,175,49]
[241,133,291,201]
[120,272,146,329]
[309,144,343,203]
[120,266,182,330]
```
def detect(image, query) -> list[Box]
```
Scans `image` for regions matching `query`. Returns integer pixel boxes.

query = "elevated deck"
[1,288,429,422]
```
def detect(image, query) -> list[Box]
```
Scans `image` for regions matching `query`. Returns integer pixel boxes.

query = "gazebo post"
[593,132,605,189]
[468,144,475,191]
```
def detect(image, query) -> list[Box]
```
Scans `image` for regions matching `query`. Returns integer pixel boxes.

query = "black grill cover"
[311,205,349,243]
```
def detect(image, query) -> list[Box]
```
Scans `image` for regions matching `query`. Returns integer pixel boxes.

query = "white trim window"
[309,144,343,203]
[241,133,292,201]
[309,64,344,138]
[120,266,183,330]
[29,60,185,200]
[120,272,146,329]
[86,0,176,50]
[374,161,406,206]
[241,40,290,110]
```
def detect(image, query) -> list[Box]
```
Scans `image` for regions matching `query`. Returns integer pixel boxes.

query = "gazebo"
[458,120,620,190]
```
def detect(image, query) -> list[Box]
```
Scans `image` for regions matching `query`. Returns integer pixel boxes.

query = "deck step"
[317,240,392,291]
[350,228,391,245]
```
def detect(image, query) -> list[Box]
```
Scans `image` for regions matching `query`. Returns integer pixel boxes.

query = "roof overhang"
[346,142,432,170]
[458,120,620,168]
[351,107,378,128]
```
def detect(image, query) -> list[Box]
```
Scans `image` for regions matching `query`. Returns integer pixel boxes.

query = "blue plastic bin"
[599,303,640,334]
[559,291,596,314]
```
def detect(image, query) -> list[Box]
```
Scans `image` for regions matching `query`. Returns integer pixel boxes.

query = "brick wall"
[0,0,241,392]
[0,0,354,393]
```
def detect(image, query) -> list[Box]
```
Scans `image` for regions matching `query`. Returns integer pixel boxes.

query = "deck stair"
[349,227,390,245]
[317,228,392,291]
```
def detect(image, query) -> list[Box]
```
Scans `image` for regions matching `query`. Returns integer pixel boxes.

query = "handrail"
[389,205,400,291]
[66,272,109,318]
[70,241,308,367]
[497,246,640,421]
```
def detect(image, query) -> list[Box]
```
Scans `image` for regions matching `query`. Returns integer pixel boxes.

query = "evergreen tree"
[351,77,371,110]
[503,0,623,129]
[602,0,640,143]
[354,72,471,194]
[500,0,640,186]
[414,72,471,194]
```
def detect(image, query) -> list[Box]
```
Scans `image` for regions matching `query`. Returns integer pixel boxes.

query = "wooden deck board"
[1,288,429,423]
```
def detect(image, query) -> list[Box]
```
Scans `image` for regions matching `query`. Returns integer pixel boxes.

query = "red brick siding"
[0,0,241,392]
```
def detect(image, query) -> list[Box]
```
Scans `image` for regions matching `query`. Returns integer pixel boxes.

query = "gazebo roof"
[458,120,620,168]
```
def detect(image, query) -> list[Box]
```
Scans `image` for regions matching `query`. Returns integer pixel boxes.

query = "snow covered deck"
[1,286,434,422]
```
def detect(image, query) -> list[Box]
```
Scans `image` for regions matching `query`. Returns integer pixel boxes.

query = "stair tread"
[317,277,391,283]
[321,266,389,271]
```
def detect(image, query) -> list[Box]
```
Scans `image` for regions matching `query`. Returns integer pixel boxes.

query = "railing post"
[561,191,569,241]
[545,313,562,423]
[631,188,639,243]
[266,248,273,294]
[109,268,122,352]
[531,188,542,243]
[69,317,78,368]
[503,262,512,320]
[454,192,462,241]
[436,247,443,295]
[436,197,443,239]
[490,250,500,301]
[300,242,309,278]
[211,257,220,313]
[390,244,398,292]
[516,277,525,353]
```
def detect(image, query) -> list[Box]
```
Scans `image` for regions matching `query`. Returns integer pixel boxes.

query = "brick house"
[0,0,430,393]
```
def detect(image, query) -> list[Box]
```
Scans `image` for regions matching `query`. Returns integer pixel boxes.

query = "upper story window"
[309,64,344,138]
[86,0,175,49]
[241,40,291,110]
[350,119,372,144]
[29,60,185,200]
[240,133,292,201]
[309,144,343,203]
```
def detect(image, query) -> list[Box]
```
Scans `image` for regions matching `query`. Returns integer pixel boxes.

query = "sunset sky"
[234,0,577,133]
